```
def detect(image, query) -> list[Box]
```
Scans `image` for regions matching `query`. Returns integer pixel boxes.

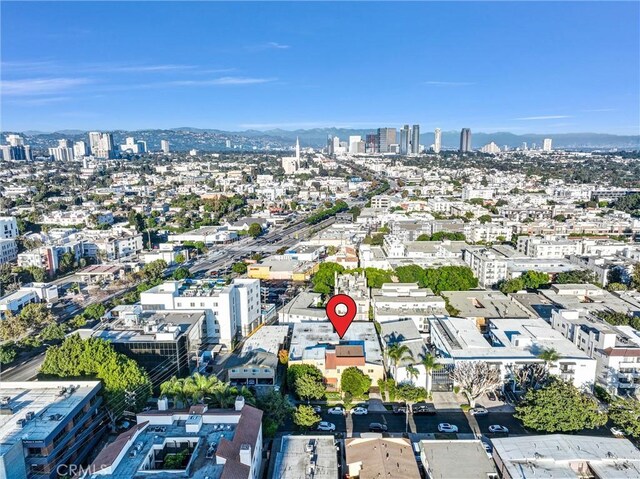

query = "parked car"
[496,390,506,402]
[312,405,322,413]
[487,391,497,401]
[412,403,437,415]
[368,422,388,433]
[317,421,336,432]
[482,442,493,458]
[393,405,408,414]
[438,423,458,433]
[470,407,489,416]
[351,407,368,415]
[611,426,625,437]
[488,425,509,434]
[328,407,345,415]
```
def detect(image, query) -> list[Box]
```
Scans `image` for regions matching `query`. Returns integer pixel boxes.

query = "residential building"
[88,131,115,159]
[433,128,442,153]
[542,138,553,151]
[419,440,498,479]
[459,128,471,152]
[463,248,509,288]
[271,436,338,479]
[346,437,421,479]
[480,141,500,154]
[73,140,89,157]
[1,134,32,161]
[335,272,370,321]
[139,278,262,347]
[0,216,18,239]
[517,236,580,258]
[429,315,597,390]
[227,325,288,387]
[0,238,18,264]
[372,283,446,332]
[0,381,104,479]
[88,398,263,479]
[491,435,640,479]
[379,319,431,388]
[119,137,147,154]
[288,321,384,390]
[48,139,74,161]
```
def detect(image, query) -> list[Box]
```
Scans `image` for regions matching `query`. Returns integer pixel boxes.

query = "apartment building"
[372,283,446,332]
[0,381,104,479]
[463,248,508,288]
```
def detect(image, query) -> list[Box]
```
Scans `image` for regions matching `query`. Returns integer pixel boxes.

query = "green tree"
[293,405,320,430]
[312,262,345,294]
[537,347,560,372]
[363,267,393,288]
[142,260,168,282]
[514,379,607,432]
[0,344,17,364]
[26,266,46,282]
[40,335,152,415]
[295,374,326,401]
[163,449,189,470]
[608,398,640,437]
[387,343,414,379]
[340,367,372,397]
[499,277,525,294]
[478,214,492,224]
[248,223,263,238]
[429,231,466,241]
[174,253,186,264]
[396,383,427,403]
[257,390,292,437]
[128,211,145,232]
[172,266,191,280]
[555,269,597,285]
[39,323,66,341]
[232,262,247,274]
[83,303,106,321]
[395,265,426,286]
[68,314,87,329]
[19,303,54,328]
[58,251,76,274]
[287,364,324,393]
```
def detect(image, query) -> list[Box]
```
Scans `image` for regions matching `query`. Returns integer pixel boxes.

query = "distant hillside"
[3,128,638,151]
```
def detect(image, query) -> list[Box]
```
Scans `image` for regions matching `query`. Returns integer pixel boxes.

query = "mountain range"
[5,128,640,151]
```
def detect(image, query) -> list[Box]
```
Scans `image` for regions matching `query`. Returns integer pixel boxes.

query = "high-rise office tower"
[365,134,378,153]
[400,125,410,155]
[348,136,362,154]
[434,128,442,153]
[161,139,170,153]
[411,124,420,154]
[377,128,397,153]
[459,128,472,152]
[542,138,553,152]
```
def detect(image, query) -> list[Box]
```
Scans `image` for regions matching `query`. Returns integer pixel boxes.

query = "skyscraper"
[365,134,378,153]
[48,139,74,161]
[73,141,89,157]
[161,140,170,153]
[88,131,115,158]
[1,135,32,161]
[400,125,410,155]
[411,124,420,154]
[543,138,553,152]
[459,128,472,152]
[434,128,442,153]
[377,128,396,153]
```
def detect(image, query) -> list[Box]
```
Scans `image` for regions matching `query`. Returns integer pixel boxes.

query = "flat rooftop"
[491,434,640,479]
[0,381,101,454]
[241,325,289,356]
[441,290,534,319]
[272,435,338,479]
[419,440,497,479]
[289,321,383,365]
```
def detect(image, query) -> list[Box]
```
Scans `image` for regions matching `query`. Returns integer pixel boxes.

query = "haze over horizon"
[1,1,639,135]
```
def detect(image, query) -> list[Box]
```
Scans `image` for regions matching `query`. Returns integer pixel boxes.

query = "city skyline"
[1,1,639,134]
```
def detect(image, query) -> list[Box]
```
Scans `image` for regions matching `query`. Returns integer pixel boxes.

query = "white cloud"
[1,77,92,96]
[169,77,275,86]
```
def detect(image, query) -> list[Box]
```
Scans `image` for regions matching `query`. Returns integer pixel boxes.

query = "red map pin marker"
[326,294,357,339]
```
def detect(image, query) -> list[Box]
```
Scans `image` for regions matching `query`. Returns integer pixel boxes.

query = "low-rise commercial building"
[271,436,338,479]
[419,440,498,479]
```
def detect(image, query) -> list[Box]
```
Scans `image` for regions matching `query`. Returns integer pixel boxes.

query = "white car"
[488,425,509,434]
[483,442,493,458]
[312,405,322,413]
[611,426,625,437]
[351,407,368,415]
[317,421,336,432]
[470,407,489,416]
[438,423,458,433]
[328,407,345,415]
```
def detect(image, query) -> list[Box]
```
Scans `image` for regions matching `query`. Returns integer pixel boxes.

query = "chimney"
[239,444,252,466]
[235,396,245,411]
[158,397,169,411]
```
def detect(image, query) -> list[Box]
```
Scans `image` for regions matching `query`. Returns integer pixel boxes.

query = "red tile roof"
[89,421,149,471]
[217,405,263,479]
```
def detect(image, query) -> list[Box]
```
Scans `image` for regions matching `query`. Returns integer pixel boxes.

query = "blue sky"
[1,1,639,134]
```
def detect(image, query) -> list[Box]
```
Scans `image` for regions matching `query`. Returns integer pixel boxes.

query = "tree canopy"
[608,397,640,437]
[40,335,152,415]
[340,367,372,397]
[287,364,325,400]
[514,379,606,432]
[312,262,345,294]
[363,267,393,288]
[293,405,320,430]
[248,223,263,238]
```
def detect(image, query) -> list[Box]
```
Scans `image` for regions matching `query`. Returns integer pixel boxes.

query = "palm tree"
[160,376,190,408]
[184,373,220,404]
[406,365,420,386]
[421,353,443,394]
[386,343,415,381]
[537,348,560,372]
